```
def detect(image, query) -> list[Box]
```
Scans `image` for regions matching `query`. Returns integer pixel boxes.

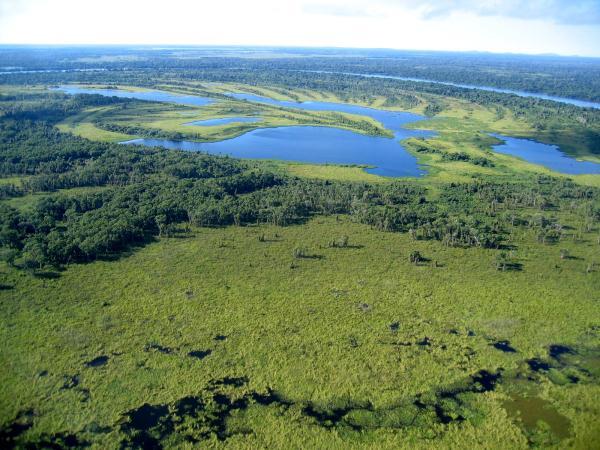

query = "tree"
[409,251,422,265]
[20,237,47,270]
[155,214,168,238]
[293,247,308,258]
[495,252,509,271]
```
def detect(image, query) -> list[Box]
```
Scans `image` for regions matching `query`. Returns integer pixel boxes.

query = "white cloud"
[301,0,600,24]
[0,0,598,56]
[406,0,600,25]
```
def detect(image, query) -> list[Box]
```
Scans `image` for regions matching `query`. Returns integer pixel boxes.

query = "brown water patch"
[503,394,571,441]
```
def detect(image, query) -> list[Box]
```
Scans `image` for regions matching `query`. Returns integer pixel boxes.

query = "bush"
[409,251,422,265]
[293,247,309,258]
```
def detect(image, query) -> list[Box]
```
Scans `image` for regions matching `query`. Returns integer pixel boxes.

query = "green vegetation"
[1,215,599,448]
[54,86,391,145]
[0,49,599,449]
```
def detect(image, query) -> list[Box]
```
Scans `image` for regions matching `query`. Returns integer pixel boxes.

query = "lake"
[490,134,600,175]
[122,124,430,177]
[57,86,435,177]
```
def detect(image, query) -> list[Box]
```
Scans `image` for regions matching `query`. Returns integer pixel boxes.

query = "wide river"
[297,70,600,110]
[55,86,600,176]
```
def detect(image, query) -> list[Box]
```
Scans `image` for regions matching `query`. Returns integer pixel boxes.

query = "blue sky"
[1,0,599,56]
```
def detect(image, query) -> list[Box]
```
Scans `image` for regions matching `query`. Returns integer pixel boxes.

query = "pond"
[490,134,600,175]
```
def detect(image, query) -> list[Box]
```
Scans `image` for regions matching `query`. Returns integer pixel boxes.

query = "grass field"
[1,215,599,448]
[277,162,394,183]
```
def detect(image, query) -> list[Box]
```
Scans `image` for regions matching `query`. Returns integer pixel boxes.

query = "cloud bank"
[304,0,600,25]
[412,0,600,25]
[0,0,598,56]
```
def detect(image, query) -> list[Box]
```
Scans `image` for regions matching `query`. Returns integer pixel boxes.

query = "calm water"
[123,91,435,177]
[122,124,431,177]
[186,117,261,126]
[299,70,600,110]
[490,134,600,175]
[54,86,214,107]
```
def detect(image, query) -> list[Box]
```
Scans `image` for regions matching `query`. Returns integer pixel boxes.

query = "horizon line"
[0,43,599,59]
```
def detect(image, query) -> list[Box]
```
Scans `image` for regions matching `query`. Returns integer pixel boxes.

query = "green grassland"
[1,215,599,448]
[274,162,393,183]
[173,81,428,114]
[56,106,137,142]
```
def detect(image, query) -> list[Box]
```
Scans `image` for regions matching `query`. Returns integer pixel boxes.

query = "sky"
[1,0,599,56]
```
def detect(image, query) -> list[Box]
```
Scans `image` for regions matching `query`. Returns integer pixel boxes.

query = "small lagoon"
[490,134,600,175]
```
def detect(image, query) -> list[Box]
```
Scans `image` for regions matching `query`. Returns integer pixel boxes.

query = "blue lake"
[490,134,600,175]
[186,117,261,126]
[55,86,435,177]
[122,123,431,177]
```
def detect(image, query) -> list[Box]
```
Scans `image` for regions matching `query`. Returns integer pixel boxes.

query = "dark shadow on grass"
[330,244,364,249]
[303,255,324,260]
[33,271,61,279]
[503,262,523,271]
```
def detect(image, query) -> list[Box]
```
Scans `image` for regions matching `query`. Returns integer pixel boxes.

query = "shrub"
[409,251,422,265]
